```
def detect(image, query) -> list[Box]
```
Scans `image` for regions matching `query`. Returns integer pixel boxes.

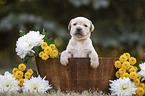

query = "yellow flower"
[18,63,26,71]
[12,68,19,74]
[133,79,140,86]
[41,42,48,49]
[129,67,137,73]
[114,60,122,68]
[115,71,120,78]
[122,61,130,70]
[123,53,130,59]
[144,88,145,95]
[120,76,123,79]
[44,46,52,55]
[129,57,137,65]
[19,83,23,87]
[129,72,137,80]
[12,75,16,78]
[119,68,126,76]
[49,44,56,50]
[24,72,31,79]
[15,71,23,79]
[139,83,145,88]
[136,87,144,96]
[119,55,127,62]
[134,66,138,71]
[18,79,24,87]
[41,53,49,60]
[50,50,58,58]
[137,74,141,80]
[27,69,33,75]
[122,72,129,78]
[128,65,134,72]
[39,51,44,58]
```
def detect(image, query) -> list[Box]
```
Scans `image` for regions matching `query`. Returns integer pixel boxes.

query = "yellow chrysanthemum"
[115,71,120,78]
[122,72,129,78]
[129,72,137,80]
[123,53,130,60]
[15,71,23,79]
[120,76,124,79]
[24,72,31,79]
[49,44,56,50]
[41,42,48,49]
[19,82,23,87]
[122,61,130,70]
[39,51,44,58]
[50,50,58,58]
[129,67,137,73]
[139,83,145,88]
[136,87,144,96]
[44,46,52,55]
[18,63,26,71]
[129,57,137,65]
[128,65,134,72]
[114,60,122,69]
[119,68,126,76]
[41,53,49,60]
[12,75,17,80]
[119,55,128,62]
[137,74,141,80]
[27,69,33,75]
[134,66,138,71]
[18,79,24,87]
[12,68,19,74]
[133,79,140,86]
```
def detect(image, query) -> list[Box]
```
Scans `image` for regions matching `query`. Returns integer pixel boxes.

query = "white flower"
[138,62,145,80]
[16,31,45,59]
[23,76,52,93]
[109,78,137,96]
[0,71,20,93]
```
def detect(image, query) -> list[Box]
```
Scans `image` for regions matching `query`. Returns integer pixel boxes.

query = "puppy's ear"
[68,20,72,30]
[90,22,94,32]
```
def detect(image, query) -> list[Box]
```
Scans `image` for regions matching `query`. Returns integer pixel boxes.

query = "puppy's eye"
[73,23,77,26]
[84,24,88,27]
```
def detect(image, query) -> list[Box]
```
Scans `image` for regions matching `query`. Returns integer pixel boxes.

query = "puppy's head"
[68,17,94,40]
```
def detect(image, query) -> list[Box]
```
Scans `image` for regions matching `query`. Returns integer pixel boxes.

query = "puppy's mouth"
[74,27,83,36]
[75,32,83,36]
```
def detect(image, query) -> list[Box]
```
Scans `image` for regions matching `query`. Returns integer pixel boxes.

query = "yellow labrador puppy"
[60,17,99,68]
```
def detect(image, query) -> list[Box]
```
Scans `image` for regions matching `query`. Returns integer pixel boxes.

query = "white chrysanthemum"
[16,31,45,59]
[138,62,145,80]
[23,76,52,93]
[25,31,44,47]
[0,71,20,93]
[109,78,137,96]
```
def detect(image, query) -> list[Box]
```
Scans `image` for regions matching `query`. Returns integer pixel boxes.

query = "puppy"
[60,17,99,68]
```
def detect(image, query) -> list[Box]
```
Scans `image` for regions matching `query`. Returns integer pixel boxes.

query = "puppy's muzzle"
[75,27,83,35]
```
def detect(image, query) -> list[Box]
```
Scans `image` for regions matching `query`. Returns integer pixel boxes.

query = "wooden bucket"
[36,57,117,93]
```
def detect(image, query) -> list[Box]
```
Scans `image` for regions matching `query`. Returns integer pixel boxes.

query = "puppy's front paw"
[90,59,99,69]
[60,57,68,66]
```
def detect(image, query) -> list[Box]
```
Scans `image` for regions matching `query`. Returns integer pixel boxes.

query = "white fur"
[60,17,99,68]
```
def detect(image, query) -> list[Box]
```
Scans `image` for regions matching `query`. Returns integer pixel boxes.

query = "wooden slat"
[35,57,117,93]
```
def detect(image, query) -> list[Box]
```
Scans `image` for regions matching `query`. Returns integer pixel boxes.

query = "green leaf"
[33,46,43,57]
[19,30,26,37]
[32,70,38,77]
[23,54,34,64]
[42,29,53,45]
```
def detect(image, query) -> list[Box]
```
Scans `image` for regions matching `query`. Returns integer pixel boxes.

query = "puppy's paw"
[60,57,68,66]
[90,59,99,69]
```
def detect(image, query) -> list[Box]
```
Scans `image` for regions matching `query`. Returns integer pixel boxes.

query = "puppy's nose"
[76,27,82,32]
